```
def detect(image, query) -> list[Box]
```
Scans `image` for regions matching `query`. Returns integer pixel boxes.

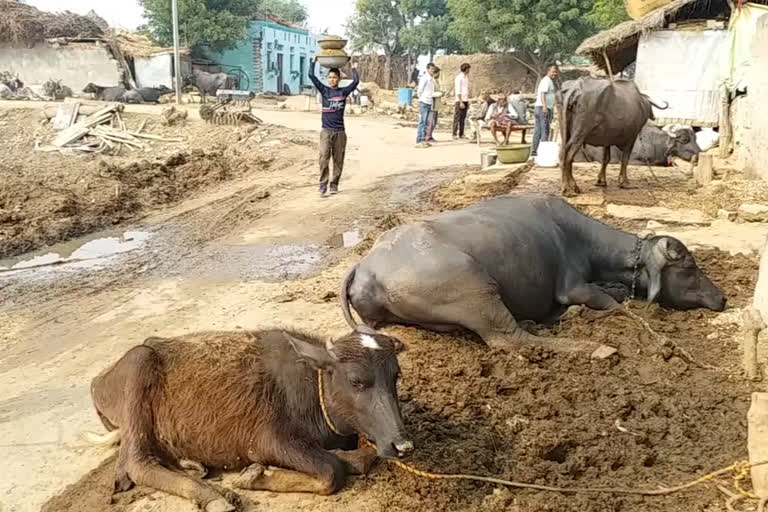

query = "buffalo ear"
[283,333,336,369]
[645,237,680,304]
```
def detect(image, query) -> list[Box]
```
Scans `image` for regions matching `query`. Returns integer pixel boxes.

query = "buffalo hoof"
[595,179,607,188]
[113,472,134,493]
[618,180,633,189]
[205,497,236,512]
[232,463,266,490]
[180,459,208,479]
[561,184,581,197]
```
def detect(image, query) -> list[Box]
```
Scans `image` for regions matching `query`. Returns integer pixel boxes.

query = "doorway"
[276,53,284,94]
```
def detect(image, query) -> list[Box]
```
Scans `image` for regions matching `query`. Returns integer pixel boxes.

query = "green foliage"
[446,0,597,74]
[346,0,460,56]
[590,0,629,29]
[138,0,307,49]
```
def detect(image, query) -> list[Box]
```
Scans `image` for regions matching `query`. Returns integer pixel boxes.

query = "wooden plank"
[53,105,119,147]
[52,102,80,130]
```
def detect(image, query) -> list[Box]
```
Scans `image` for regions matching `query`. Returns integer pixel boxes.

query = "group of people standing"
[414,62,560,157]
[306,56,560,197]
[416,62,472,148]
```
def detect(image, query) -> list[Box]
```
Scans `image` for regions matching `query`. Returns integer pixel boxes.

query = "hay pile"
[107,29,191,58]
[0,1,104,45]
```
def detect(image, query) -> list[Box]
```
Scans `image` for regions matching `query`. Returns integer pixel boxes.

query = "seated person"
[486,96,518,146]
[507,90,528,124]
[468,92,495,143]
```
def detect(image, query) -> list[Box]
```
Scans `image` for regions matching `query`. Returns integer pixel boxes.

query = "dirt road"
[2,101,768,512]
[0,105,480,512]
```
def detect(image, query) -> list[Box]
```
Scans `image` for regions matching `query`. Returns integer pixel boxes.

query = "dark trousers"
[426,109,438,140]
[319,129,347,185]
[533,106,553,154]
[452,101,468,137]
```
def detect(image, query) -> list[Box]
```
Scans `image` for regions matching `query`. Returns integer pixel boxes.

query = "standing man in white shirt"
[416,63,439,148]
[452,63,471,140]
[532,64,559,157]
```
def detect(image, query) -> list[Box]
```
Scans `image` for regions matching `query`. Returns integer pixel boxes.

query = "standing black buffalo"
[560,77,669,195]
[183,69,233,103]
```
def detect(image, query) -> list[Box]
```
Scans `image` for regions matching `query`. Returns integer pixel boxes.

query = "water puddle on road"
[188,242,325,281]
[0,231,152,277]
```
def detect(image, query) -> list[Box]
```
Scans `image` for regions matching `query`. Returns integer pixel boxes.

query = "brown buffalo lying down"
[86,327,412,512]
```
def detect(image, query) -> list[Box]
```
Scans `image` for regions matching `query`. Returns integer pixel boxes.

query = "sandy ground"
[2,100,768,512]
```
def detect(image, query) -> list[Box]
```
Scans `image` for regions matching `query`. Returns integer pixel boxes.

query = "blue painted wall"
[205,21,319,95]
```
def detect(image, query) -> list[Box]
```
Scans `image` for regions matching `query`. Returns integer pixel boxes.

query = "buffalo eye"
[349,377,369,391]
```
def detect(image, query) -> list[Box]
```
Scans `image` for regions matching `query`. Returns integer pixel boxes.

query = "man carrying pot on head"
[532,64,558,158]
[309,59,360,196]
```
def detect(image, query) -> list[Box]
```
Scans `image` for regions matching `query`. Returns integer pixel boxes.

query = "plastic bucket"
[535,141,560,167]
[397,87,413,106]
[360,95,369,107]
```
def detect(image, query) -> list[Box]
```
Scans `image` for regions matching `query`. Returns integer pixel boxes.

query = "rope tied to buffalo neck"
[317,370,768,497]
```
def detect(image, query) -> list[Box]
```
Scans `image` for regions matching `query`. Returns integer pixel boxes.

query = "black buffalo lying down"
[341,193,726,355]
[576,123,701,166]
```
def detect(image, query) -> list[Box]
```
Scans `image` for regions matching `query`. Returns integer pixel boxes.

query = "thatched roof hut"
[0,0,104,46]
[575,0,768,73]
[108,29,190,59]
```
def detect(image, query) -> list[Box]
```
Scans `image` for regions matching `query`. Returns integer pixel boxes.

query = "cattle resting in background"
[341,193,726,355]
[120,86,174,104]
[560,76,670,195]
[86,327,412,512]
[82,83,127,102]
[183,69,234,103]
[576,123,701,166]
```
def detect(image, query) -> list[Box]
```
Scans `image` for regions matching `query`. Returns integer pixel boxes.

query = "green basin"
[496,144,531,164]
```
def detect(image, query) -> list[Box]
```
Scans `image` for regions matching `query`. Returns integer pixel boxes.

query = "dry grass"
[0,0,103,45]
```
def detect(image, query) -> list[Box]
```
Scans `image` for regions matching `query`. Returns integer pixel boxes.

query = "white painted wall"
[134,54,172,88]
[0,42,121,92]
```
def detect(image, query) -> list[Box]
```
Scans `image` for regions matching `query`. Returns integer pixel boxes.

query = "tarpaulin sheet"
[725,3,768,92]
[635,29,728,126]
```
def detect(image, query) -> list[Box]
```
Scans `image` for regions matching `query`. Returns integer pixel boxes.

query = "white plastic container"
[536,141,560,167]
[360,95,369,107]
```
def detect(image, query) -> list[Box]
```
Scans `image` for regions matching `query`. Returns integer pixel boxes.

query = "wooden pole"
[602,49,614,82]
[719,87,732,158]
[172,0,183,105]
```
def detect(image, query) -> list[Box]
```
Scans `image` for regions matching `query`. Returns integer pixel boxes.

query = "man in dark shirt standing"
[308,59,360,196]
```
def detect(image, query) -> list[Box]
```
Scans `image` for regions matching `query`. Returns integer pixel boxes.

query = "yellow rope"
[317,370,768,496]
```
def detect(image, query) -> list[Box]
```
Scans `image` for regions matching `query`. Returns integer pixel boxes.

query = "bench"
[475,123,535,145]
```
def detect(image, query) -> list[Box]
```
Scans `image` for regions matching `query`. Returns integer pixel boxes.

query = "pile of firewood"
[36,103,182,155]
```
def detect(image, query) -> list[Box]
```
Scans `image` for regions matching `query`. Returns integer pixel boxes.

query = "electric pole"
[171,0,182,104]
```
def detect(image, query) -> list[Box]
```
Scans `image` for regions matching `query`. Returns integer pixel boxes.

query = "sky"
[25,0,355,35]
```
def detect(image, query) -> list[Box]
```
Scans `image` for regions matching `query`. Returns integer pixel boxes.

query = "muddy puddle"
[173,242,326,281]
[0,230,152,278]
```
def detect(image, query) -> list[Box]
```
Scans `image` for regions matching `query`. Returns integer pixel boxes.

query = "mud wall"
[434,53,538,98]
[740,15,768,180]
[345,54,410,90]
[0,42,121,92]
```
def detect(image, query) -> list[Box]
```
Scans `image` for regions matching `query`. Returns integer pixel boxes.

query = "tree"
[346,0,460,87]
[138,0,307,49]
[590,0,629,30]
[447,0,596,77]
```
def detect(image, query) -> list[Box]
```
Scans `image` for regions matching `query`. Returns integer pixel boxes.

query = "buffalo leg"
[618,142,635,188]
[234,442,346,495]
[115,346,234,512]
[563,283,629,321]
[560,143,582,196]
[596,146,610,187]
[332,445,378,475]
